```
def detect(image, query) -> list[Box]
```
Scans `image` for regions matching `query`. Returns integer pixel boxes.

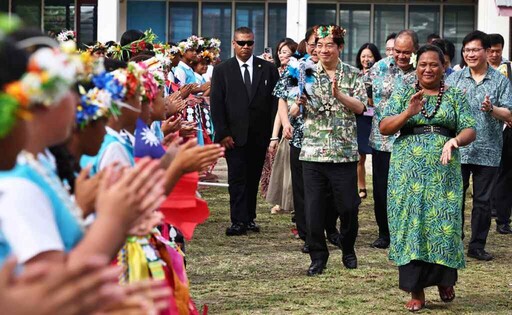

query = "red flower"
[130,43,137,53]
[138,41,146,51]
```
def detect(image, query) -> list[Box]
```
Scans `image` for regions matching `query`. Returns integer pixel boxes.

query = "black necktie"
[242,64,251,97]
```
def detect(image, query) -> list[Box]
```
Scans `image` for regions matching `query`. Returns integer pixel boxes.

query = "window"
[169,2,198,43]
[340,4,370,66]
[12,0,42,28]
[44,0,75,37]
[202,2,232,60]
[409,5,440,45]
[77,3,96,45]
[374,5,405,57]
[307,4,336,29]
[235,3,264,55]
[268,3,287,51]
[443,5,475,66]
[127,1,166,42]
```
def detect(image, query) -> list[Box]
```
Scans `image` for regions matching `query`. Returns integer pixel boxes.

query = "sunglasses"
[235,40,255,47]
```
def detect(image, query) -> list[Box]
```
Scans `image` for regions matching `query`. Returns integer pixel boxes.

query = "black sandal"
[358,189,367,199]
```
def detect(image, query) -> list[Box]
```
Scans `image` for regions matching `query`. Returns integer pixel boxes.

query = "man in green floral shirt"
[282,25,366,276]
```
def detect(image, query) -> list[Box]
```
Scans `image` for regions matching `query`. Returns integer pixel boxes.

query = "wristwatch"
[489,103,494,113]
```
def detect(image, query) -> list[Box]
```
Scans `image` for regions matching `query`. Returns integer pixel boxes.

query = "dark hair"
[431,38,455,62]
[8,28,57,54]
[396,29,419,51]
[129,54,154,62]
[104,58,127,72]
[355,43,382,70]
[305,26,316,42]
[49,144,77,193]
[120,29,154,61]
[314,24,345,46]
[416,44,445,66]
[426,33,441,44]
[458,47,467,68]
[0,38,29,88]
[385,32,397,43]
[297,39,307,55]
[275,38,298,68]
[462,30,490,49]
[234,27,253,37]
[488,33,505,48]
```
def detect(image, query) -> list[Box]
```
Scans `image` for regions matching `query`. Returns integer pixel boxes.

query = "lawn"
[186,185,512,314]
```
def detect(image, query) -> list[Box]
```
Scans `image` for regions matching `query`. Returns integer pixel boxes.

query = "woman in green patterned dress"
[380,45,476,312]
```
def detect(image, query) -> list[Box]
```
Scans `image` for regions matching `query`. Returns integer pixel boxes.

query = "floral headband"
[197,37,221,63]
[107,29,157,60]
[314,25,347,39]
[76,85,119,129]
[137,61,160,105]
[57,29,76,43]
[153,43,180,73]
[178,35,205,54]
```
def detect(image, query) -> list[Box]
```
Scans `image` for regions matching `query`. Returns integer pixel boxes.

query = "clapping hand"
[406,90,426,118]
[74,165,102,217]
[480,94,492,112]
[161,115,182,136]
[440,138,459,165]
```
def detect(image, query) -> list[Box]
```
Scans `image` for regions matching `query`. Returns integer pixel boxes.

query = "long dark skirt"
[398,260,458,292]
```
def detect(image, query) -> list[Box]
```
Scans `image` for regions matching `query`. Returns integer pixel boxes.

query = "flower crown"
[198,37,221,63]
[107,29,158,60]
[178,35,205,54]
[138,61,161,105]
[76,84,120,129]
[314,25,347,39]
[153,43,180,72]
[57,29,76,43]
[86,41,107,54]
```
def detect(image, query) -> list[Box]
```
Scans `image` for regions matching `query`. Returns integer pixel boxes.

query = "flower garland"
[20,150,85,231]
[286,55,317,98]
[56,29,76,43]
[314,25,347,39]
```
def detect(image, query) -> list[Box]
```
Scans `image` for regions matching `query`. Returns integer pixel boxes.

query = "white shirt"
[236,55,254,83]
[97,127,132,171]
[173,61,192,85]
[0,178,64,263]
[202,65,213,82]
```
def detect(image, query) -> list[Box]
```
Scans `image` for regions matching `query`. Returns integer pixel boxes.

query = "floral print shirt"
[368,56,416,152]
[446,66,512,167]
[272,69,305,149]
[299,59,367,163]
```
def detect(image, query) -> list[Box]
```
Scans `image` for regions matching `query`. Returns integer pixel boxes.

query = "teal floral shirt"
[446,66,512,167]
[299,59,367,163]
[369,56,417,152]
[272,69,305,149]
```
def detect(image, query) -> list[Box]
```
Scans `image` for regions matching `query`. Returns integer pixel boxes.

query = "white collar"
[236,55,254,68]
[106,126,128,144]
[178,60,192,70]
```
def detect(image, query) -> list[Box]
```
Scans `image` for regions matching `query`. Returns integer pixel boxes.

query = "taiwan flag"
[134,118,166,159]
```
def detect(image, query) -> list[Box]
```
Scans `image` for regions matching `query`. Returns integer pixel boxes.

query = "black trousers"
[462,164,499,251]
[371,149,391,240]
[290,146,338,241]
[225,142,267,224]
[495,127,512,226]
[303,161,360,262]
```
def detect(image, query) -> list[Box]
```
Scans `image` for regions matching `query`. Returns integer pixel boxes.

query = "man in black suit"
[210,27,279,236]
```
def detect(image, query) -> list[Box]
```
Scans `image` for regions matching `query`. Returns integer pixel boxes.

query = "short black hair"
[416,44,445,66]
[488,33,505,48]
[462,30,490,49]
[396,29,419,51]
[426,33,441,43]
[0,37,28,88]
[385,32,397,43]
[355,43,382,70]
[234,27,253,37]
[120,29,144,46]
[305,26,317,42]
[431,38,455,62]
[104,58,127,72]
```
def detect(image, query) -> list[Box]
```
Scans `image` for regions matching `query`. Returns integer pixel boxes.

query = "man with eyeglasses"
[384,33,397,58]
[446,30,512,260]
[368,29,418,250]
[210,26,280,236]
[281,24,366,276]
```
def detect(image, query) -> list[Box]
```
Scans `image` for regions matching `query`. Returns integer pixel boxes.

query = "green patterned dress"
[382,85,476,270]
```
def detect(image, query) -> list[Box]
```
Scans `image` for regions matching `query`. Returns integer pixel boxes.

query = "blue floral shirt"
[368,56,417,152]
[446,66,512,167]
[272,69,305,149]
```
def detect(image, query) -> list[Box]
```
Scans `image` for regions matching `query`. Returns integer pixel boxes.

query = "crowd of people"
[0,9,511,314]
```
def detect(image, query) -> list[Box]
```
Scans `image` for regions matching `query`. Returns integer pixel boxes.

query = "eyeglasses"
[393,48,413,56]
[235,40,255,47]
[307,42,316,49]
[462,47,484,54]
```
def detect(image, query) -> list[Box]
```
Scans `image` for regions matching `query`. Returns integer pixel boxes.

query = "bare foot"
[438,286,455,302]
[270,205,281,214]
[405,290,425,312]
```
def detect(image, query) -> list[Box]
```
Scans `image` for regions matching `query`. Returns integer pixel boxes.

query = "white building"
[3,0,511,65]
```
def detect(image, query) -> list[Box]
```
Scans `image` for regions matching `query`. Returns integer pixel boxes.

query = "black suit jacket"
[210,56,279,147]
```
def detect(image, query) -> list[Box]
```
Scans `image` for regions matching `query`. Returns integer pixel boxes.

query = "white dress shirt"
[236,55,254,83]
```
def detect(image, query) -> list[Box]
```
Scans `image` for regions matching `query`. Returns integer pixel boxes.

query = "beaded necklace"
[20,151,85,231]
[415,80,444,119]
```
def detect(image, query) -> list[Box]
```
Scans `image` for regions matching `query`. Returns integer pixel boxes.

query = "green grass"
[186,186,512,314]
